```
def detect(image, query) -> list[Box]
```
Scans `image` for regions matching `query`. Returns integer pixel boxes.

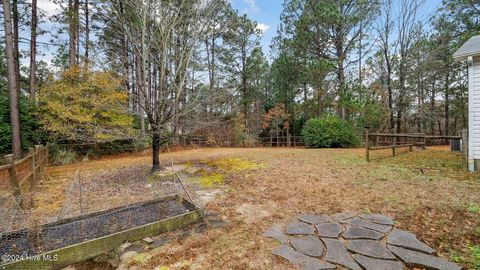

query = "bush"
[302,116,360,148]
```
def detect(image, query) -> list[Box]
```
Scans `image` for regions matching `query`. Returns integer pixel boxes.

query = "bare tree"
[2,0,22,158]
[376,0,395,130]
[396,0,423,133]
[111,0,222,172]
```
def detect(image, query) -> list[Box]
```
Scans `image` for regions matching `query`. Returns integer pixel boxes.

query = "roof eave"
[453,52,480,61]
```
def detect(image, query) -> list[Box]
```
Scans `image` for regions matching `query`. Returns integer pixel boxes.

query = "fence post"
[392,135,396,156]
[29,148,36,190]
[423,134,426,149]
[36,145,44,181]
[270,134,273,147]
[46,145,49,167]
[365,127,370,162]
[4,154,25,209]
[287,132,291,147]
[409,135,412,152]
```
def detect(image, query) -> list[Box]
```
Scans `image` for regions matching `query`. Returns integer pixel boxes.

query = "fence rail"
[365,129,462,161]
[365,131,426,162]
[259,135,305,147]
[169,134,305,148]
[0,145,49,209]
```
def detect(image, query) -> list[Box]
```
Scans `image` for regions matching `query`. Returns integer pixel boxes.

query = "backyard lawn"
[34,147,480,269]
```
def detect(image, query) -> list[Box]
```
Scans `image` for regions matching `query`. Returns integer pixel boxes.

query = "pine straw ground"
[32,147,480,269]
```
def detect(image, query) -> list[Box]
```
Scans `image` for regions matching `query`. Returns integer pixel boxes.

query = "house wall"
[469,56,480,170]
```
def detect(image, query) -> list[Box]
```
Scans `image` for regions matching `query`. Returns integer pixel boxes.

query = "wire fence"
[0,145,48,210]
[0,158,203,266]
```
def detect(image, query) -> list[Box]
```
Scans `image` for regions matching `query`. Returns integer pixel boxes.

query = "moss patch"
[196,173,225,188]
[185,158,263,189]
[450,245,480,269]
[205,158,264,172]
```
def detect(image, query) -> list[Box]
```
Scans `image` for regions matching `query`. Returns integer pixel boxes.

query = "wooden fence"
[0,145,49,208]
[365,129,462,161]
[365,131,426,161]
[170,134,305,148]
[259,135,305,147]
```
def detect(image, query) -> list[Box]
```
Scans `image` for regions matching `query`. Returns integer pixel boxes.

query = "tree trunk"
[12,0,20,90]
[2,0,22,158]
[241,45,248,126]
[430,83,435,135]
[444,73,449,136]
[84,0,89,68]
[334,21,346,120]
[151,131,162,173]
[29,0,38,98]
[396,58,406,133]
[135,55,145,134]
[386,54,394,130]
[358,29,362,86]
[69,0,79,68]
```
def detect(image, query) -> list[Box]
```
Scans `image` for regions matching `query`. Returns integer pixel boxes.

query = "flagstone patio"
[265,212,462,270]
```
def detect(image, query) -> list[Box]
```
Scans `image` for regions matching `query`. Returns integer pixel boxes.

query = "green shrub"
[301,115,360,148]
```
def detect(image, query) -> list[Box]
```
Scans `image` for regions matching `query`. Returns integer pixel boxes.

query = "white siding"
[472,57,480,159]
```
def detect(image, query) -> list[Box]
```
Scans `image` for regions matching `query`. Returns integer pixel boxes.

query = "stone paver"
[343,217,392,233]
[388,245,463,270]
[346,239,395,259]
[352,254,404,270]
[343,225,384,240]
[387,229,435,254]
[286,221,315,235]
[316,222,343,238]
[297,214,334,225]
[264,225,288,244]
[323,238,362,270]
[290,236,324,257]
[359,213,394,226]
[272,245,311,265]
[302,259,336,270]
[267,213,463,270]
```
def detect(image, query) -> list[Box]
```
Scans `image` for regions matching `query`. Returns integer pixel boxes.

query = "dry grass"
[138,147,479,269]
[12,147,480,269]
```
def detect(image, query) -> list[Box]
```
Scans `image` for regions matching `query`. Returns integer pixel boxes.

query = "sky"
[230,0,444,60]
[24,0,445,67]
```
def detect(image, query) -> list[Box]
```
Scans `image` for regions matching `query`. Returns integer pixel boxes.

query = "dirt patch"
[235,202,276,224]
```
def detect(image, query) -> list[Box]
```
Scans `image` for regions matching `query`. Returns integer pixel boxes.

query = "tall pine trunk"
[444,73,449,136]
[84,0,89,68]
[430,83,436,135]
[69,0,79,68]
[12,0,20,89]
[29,0,38,98]
[335,25,346,120]
[2,0,22,158]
